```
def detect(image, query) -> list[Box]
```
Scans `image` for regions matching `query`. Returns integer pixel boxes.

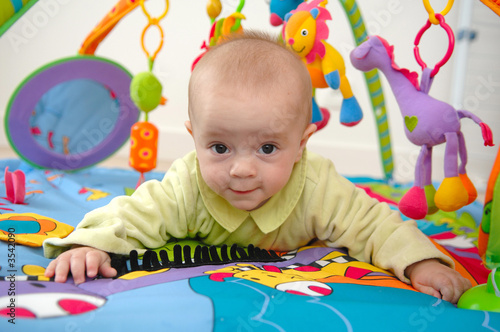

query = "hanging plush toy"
[267,0,329,130]
[283,0,363,127]
[129,0,168,188]
[350,34,494,219]
[350,3,495,220]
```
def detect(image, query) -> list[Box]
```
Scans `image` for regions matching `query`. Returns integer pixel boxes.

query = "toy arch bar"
[80,0,147,56]
[338,0,394,180]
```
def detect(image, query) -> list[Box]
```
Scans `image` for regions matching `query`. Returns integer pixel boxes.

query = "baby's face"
[187,86,314,211]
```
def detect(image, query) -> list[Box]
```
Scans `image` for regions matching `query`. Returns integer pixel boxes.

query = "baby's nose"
[230,158,256,178]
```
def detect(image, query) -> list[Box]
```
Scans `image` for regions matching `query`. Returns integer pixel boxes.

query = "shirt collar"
[196,150,307,234]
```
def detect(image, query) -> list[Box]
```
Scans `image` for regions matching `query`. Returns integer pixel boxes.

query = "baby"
[44,31,470,303]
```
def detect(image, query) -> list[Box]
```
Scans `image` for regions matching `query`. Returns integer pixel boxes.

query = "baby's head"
[188,30,313,126]
[186,30,316,211]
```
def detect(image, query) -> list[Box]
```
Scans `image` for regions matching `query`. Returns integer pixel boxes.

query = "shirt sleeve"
[306,155,453,283]
[43,153,200,258]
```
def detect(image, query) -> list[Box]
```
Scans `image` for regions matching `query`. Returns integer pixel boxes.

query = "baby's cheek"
[201,165,229,193]
[271,163,293,184]
[272,176,291,195]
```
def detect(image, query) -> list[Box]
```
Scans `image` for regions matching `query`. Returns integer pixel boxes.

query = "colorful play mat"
[0,158,498,329]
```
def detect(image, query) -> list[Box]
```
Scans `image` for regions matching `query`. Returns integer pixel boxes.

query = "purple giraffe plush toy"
[350,35,494,220]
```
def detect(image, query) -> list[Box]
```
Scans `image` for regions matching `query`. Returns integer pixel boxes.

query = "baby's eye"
[211,144,229,154]
[258,144,277,155]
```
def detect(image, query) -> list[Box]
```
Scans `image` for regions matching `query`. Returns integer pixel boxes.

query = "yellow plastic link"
[139,0,169,61]
[140,0,169,21]
[423,0,454,24]
[141,23,164,61]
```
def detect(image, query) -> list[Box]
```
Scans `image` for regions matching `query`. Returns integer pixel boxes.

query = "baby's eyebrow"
[198,126,227,136]
[257,127,290,140]
[251,132,292,147]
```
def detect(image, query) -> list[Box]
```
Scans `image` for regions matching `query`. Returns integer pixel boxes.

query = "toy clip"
[422,0,454,25]
[414,13,455,78]
[139,0,169,63]
[129,0,169,189]
[230,0,246,32]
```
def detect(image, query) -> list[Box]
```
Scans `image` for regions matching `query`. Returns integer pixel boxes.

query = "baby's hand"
[405,259,471,304]
[45,246,116,285]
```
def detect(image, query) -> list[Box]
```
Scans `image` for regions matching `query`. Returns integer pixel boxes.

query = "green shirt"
[43,150,452,282]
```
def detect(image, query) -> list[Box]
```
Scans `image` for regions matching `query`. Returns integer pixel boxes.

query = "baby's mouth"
[230,188,256,194]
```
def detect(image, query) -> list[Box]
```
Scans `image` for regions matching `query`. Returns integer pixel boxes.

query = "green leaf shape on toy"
[130,71,162,113]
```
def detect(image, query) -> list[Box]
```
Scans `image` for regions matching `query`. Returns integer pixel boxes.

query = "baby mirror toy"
[3,0,157,171]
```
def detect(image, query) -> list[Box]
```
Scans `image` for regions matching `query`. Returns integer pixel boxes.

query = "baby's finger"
[99,260,117,278]
[438,284,456,303]
[44,260,57,277]
[84,250,103,279]
[453,278,472,303]
[415,284,442,300]
[438,278,469,304]
[462,278,472,291]
[53,259,70,283]
[70,254,87,285]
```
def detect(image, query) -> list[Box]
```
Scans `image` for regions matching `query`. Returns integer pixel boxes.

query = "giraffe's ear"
[351,42,371,60]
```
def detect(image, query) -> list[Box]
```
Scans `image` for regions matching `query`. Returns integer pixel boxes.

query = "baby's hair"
[189,30,312,125]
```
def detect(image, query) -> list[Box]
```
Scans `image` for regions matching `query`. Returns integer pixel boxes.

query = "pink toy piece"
[270,12,284,26]
[4,167,26,204]
[413,14,455,78]
[481,122,494,146]
[399,186,428,220]
[314,108,331,131]
[350,36,494,219]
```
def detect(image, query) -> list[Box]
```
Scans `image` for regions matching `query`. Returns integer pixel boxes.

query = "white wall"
[0,0,497,190]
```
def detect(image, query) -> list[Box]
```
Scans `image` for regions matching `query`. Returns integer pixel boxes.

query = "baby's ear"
[185,120,193,137]
[296,123,317,162]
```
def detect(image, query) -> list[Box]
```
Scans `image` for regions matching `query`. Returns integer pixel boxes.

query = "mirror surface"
[30,79,120,155]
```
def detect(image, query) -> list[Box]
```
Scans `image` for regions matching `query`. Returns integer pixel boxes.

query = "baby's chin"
[231,197,271,212]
